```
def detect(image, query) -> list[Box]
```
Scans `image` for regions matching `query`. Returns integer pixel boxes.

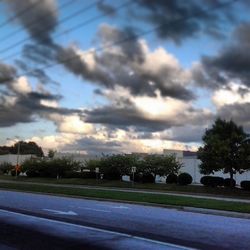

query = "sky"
[0,0,250,155]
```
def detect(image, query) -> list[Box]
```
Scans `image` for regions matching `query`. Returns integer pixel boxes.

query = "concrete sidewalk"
[1,179,250,204]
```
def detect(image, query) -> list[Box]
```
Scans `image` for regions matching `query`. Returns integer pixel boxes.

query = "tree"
[0,141,44,157]
[198,118,250,187]
[48,149,56,159]
[139,154,182,176]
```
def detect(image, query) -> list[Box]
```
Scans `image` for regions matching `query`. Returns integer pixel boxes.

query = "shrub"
[22,157,80,178]
[141,173,155,183]
[224,178,236,187]
[10,169,20,176]
[26,170,40,177]
[200,176,224,187]
[241,181,250,191]
[130,173,154,183]
[103,166,121,180]
[178,173,192,185]
[82,171,98,179]
[63,171,84,178]
[166,173,178,184]
[131,173,143,182]
[0,162,13,174]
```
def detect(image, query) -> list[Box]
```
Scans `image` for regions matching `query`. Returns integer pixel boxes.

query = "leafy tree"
[85,154,181,179]
[48,149,56,159]
[22,157,80,178]
[198,118,250,187]
[140,154,182,176]
[0,162,13,174]
[0,141,44,157]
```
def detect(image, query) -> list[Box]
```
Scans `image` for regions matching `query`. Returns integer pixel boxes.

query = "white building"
[163,149,250,185]
[54,152,101,166]
[0,154,33,165]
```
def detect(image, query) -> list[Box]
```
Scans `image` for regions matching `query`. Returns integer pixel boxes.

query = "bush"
[241,181,250,191]
[63,171,101,179]
[131,173,142,182]
[10,169,20,176]
[200,176,224,187]
[166,173,178,184]
[63,171,84,178]
[82,171,98,179]
[0,162,13,174]
[178,173,192,185]
[26,170,40,177]
[22,157,80,178]
[141,173,155,183]
[130,173,154,183]
[103,166,121,180]
[224,178,236,187]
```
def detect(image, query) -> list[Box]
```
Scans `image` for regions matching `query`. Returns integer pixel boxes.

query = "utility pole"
[16,141,21,178]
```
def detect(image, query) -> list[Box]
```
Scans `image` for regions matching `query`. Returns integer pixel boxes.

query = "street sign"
[131,167,136,173]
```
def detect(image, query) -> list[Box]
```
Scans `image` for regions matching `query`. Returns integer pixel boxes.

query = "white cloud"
[212,83,250,107]
[11,77,32,94]
[47,113,95,135]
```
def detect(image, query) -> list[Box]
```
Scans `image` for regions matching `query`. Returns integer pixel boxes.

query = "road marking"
[111,205,131,209]
[0,209,195,250]
[77,207,111,213]
[43,209,77,216]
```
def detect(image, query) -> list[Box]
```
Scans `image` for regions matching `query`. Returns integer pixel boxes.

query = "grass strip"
[1,175,250,199]
[0,182,250,214]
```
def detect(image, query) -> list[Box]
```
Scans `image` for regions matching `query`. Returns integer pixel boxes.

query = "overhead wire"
[0,0,238,85]
[1,0,132,62]
[0,0,95,55]
[0,0,42,29]
[0,0,77,44]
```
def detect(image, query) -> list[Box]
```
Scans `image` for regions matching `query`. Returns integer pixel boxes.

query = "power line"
[0,0,238,85]
[0,0,76,45]
[1,0,132,62]
[0,0,94,55]
[0,0,42,29]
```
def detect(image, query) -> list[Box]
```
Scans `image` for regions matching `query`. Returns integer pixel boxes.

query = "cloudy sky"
[0,0,250,154]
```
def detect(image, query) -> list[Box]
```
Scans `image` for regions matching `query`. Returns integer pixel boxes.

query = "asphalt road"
[0,190,249,250]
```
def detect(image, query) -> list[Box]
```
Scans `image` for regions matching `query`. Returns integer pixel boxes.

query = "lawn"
[0,174,250,199]
[0,181,250,214]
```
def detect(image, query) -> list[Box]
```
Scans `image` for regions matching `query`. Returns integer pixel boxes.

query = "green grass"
[1,174,250,199]
[0,182,250,213]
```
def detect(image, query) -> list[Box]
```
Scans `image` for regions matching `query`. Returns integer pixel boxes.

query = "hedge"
[178,173,192,185]
[200,176,224,187]
[166,173,178,184]
[224,178,236,187]
[241,181,250,191]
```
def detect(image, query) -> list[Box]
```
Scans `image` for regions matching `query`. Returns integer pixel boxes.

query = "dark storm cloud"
[217,102,250,132]
[21,44,57,64]
[130,0,239,44]
[194,22,250,89]
[162,125,208,143]
[64,137,122,155]
[55,25,194,101]
[0,62,16,84]
[83,100,213,133]
[0,87,78,127]
[97,1,116,17]
[84,105,169,132]
[5,0,58,44]
[15,58,58,85]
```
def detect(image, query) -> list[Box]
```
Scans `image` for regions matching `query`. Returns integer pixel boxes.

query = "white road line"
[43,209,77,215]
[76,207,111,213]
[0,209,195,250]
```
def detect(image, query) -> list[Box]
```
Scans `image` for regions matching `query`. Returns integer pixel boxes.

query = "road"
[0,190,249,249]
